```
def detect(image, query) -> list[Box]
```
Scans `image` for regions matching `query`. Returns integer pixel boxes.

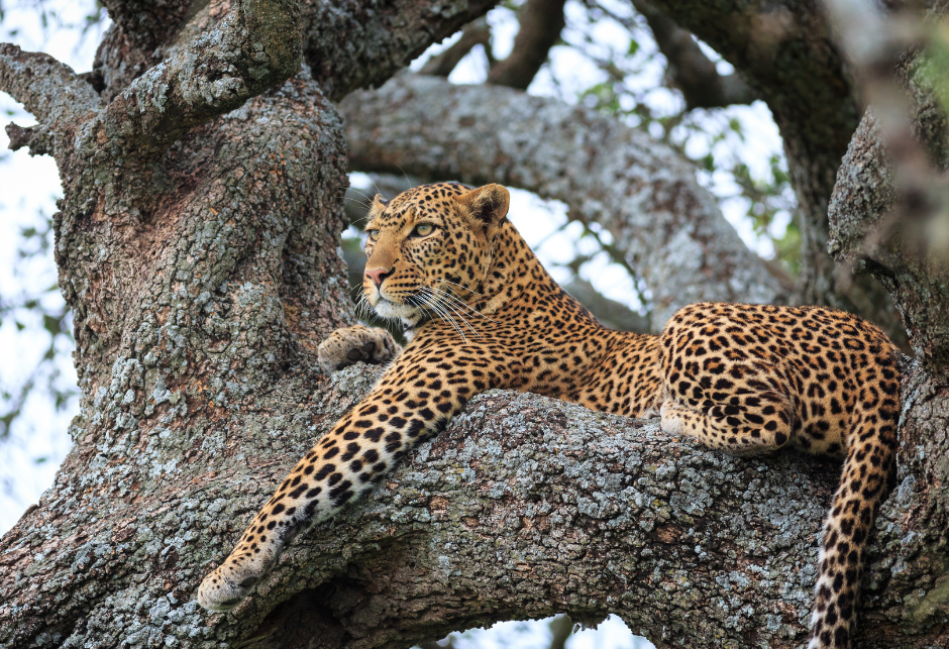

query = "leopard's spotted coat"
[198,183,899,648]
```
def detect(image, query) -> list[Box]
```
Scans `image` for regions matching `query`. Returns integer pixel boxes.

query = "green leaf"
[43,313,64,336]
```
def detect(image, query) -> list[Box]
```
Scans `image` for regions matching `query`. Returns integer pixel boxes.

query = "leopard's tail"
[807,354,900,648]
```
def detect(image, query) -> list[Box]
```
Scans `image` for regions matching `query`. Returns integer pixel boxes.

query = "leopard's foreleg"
[197,340,496,611]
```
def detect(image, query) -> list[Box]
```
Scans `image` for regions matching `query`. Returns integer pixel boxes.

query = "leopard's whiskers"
[419,290,468,343]
[417,288,468,342]
[434,288,482,338]
[440,278,486,297]
[439,287,500,326]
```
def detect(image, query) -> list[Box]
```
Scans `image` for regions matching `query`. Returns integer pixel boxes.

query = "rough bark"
[823,105,949,643]
[0,0,493,645]
[6,361,947,648]
[341,74,785,331]
[301,0,501,102]
[821,2,949,642]
[2,1,949,648]
[92,0,502,104]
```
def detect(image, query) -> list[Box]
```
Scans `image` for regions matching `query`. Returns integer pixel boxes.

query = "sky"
[0,0,106,533]
[0,1,789,646]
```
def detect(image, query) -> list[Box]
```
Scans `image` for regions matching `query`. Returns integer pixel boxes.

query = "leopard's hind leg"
[660,370,796,456]
[808,366,899,648]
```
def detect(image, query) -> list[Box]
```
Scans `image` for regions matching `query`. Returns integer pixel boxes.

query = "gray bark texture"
[824,0,949,379]
[341,74,785,332]
[1,0,949,648]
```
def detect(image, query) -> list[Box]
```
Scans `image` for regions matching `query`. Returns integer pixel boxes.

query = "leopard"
[197,182,900,649]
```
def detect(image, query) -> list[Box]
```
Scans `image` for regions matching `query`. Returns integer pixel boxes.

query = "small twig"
[419,17,492,77]
[486,0,567,90]
[630,0,758,109]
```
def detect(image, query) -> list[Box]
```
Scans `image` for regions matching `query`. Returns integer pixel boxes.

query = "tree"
[1,0,948,647]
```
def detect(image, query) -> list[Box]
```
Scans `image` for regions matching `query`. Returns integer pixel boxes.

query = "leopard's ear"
[371,193,389,212]
[456,184,510,238]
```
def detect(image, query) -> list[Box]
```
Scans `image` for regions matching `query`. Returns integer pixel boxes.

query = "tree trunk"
[1,1,949,648]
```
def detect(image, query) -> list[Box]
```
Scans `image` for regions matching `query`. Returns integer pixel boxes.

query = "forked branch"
[98,0,302,158]
[630,0,757,109]
[486,0,566,89]
[2,0,303,161]
[0,43,103,154]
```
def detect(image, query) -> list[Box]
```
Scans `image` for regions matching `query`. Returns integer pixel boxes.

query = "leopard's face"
[362,182,510,324]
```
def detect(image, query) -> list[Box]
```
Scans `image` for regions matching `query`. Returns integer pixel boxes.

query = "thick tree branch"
[97,0,302,159]
[92,0,504,109]
[3,364,940,648]
[485,0,566,90]
[639,0,857,201]
[302,0,501,101]
[4,0,949,647]
[340,75,784,330]
[3,0,302,161]
[419,17,493,77]
[630,0,758,109]
[0,43,103,149]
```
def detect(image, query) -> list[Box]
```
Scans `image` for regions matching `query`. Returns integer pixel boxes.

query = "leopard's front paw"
[317,324,402,374]
[196,552,275,612]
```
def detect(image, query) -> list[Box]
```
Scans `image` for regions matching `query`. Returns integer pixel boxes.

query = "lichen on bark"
[2,0,949,647]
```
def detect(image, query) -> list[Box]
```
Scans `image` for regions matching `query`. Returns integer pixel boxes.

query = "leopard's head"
[361,182,511,327]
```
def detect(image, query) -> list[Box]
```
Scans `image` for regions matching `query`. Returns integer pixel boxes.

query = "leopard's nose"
[365,267,393,288]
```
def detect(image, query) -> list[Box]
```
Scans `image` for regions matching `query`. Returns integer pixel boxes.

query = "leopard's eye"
[367,229,380,242]
[414,223,435,237]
